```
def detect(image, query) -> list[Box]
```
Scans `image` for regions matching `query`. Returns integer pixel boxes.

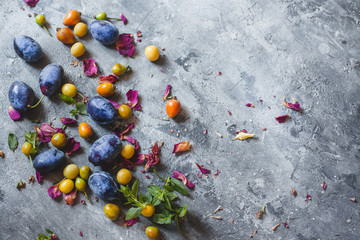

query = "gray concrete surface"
[1,0,360,239]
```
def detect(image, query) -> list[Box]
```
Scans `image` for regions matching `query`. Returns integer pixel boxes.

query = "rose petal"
[8,106,21,121]
[113,123,134,139]
[124,215,138,226]
[173,171,195,188]
[116,34,135,57]
[322,182,327,190]
[126,89,141,110]
[136,38,142,42]
[144,154,160,170]
[60,117,76,125]
[118,158,134,170]
[83,59,98,76]
[79,231,83,237]
[120,13,127,24]
[64,190,78,205]
[282,222,289,228]
[108,99,121,111]
[98,75,119,84]
[306,194,312,200]
[48,184,62,199]
[163,85,172,101]
[282,98,301,111]
[151,141,159,155]
[195,162,210,174]
[25,0,39,7]
[232,132,256,141]
[35,123,56,143]
[136,31,142,37]
[65,138,80,155]
[245,103,254,107]
[173,141,191,153]
[36,171,44,183]
[204,129,207,135]
[275,115,290,123]
[227,110,232,115]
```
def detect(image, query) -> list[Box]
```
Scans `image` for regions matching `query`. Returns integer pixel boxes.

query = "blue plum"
[8,81,35,112]
[39,64,64,96]
[13,35,43,62]
[33,149,66,173]
[88,134,122,166]
[87,96,117,125]
[89,20,119,45]
[88,171,118,200]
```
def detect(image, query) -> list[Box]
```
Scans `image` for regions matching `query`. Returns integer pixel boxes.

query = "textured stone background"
[1,0,360,239]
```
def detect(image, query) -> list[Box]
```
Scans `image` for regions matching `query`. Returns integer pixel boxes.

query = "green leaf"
[59,93,76,105]
[152,195,161,206]
[8,133,18,152]
[139,193,143,203]
[126,207,142,220]
[163,195,172,210]
[170,178,188,196]
[261,205,266,214]
[76,102,88,115]
[29,147,38,154]
[164,185,174,192]
[132,179,139,199]
[166,214,174,224]
[153,169,167,182]
[37,233,49,240]
[147,185,162,197]
[152,213,169,224]
[179,203,188,217]
[70,109,78,116]
[143,190,152,204]
[45,228,54,235]
[165,190,178,201]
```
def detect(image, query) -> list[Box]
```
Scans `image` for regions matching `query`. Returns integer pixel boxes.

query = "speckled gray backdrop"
[0,0,359,239]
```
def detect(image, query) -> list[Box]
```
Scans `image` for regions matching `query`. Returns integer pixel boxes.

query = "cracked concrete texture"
[1,0,360,239]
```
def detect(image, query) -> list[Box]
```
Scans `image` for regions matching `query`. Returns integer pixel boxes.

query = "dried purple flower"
[262,128,267,131]
[36,171,43,183]
[108,99,121,110]
[282,222,289,228]
[8,106,21,121]
[163,85,172,101]
[145,175,150,179]
[204,129,208,135]
[79,231,83,237]
[94,197,99,202]
[282,98,301,111]
[228,110,232,115]
[173,171,195,188]
[173,141,191,153]
[141,142,161,170]
[195,162,210,174]
[83,59,98,76]
[245,103,255,108]
[141,169,145,173]
[64,190,78,205]
[126,89,141,110]
[217,72,222,76]
[116,33,135,57]
[306,194,312,201]
[65,138,80,155]
[120,13,127,24]
[48,184,62,199]
[25,0,39,7]
[275,115,290,123]
[60,117,76,125]
[136,38,142,42]
[124,215,138,226]
[136,31,142,37]
[322,182,327,190]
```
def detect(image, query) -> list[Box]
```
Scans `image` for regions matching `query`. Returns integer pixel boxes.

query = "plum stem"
[77,92,86,101]
[29,155,33,167]
[29,95,45,109]
[84,191,91,202]
[43,26,52,37]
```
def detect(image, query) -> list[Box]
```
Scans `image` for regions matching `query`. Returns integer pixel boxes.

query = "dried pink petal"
[118,158,134,169]
[282,222,289,228]
[79,231,83,237]
[262,128,267,131]
[260,100,263,104]
[113,123,135,139]
[136,38,142,42]
[173,171,195,188]
[65,138,80,155]
[306,194,312,201]
[282,98,301,111]
[275,115,290,123]
[36,171,43,183]
[245,103,255,108]
[163,85,172,101]
[60,117,76,125]
[195,162,210,174]
[50,234,57,240]
[204,129,208,135]
[145,175,150,179]
[227,110,232,115]
[116,33,135,57]
[126,89,141,110]
[64,190,78,205]
[98,75,119,84]
[83,59,98,76]
[173,141,191,153]
[217,72,222,76]
[108,99,121,110]
[120,13,127,24]
[94,197,98,202]
[322,182,327,190]
[136,31,142,37]
[35,123,56,142]
[350,198,356,202]
[48,184,62,199]
[8,106,21,121]
[124,215,138,226]
[142,142,160,170]
[242,129,247,133]
[197,174,202,178]
[25,0,39,7]
[140,170,145,173]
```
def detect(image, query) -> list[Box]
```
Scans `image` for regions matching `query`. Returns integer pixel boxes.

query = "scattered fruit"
[59,179,74,194]
[79,166,91,180]
[112,64,126,76]
[22,142,32,156]
[51,133,67,149]
[33,149,66,173]
[63,164,79,179]
[104,203,120,220]
[97,82,115,97]
[79,122,93,139]
[89,20,119,45]
[8,81,35,112]
[121,144,135,159]
[71,42,86,57]
[63,10,81,26]
[87,96,117,125]
[13,35,43,62]
[166,98,181,118]
[35,14,52,36]
[75,177,86,192]
[39,64,64,96]
[95,12,107,20]
[88,135,122,166]
[61,83,77,98]
[145,226,160,240]
[118,104,132,119]
[74,22,88,37]
[88,171,118,200]
[145,45,160,61]
[116,168,132,185]
[56,27,75,44]
[141,204,155,217]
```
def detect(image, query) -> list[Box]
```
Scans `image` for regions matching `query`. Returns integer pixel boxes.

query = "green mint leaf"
[153,169,167,182]
[29,147,38,154]
[59,93,76,105]
[166,214,174,224]
[126,207,142,220]
[131,179,140,199]
[139,193,143,203]
[175,215,182,235]
[45,228,54,235]
[179,203,188,217]
[164,185,174,192]
[165,190,178,201]
[152,213,169,224]
[8,133,18,152]
[70,109,78,116]
[143,190,152,204]
[76,102,88,115]
[147,185,162,197]
[164,195,172,210]
[170,178,188,196]
[152,195,162,206]
[37,233,49,240]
